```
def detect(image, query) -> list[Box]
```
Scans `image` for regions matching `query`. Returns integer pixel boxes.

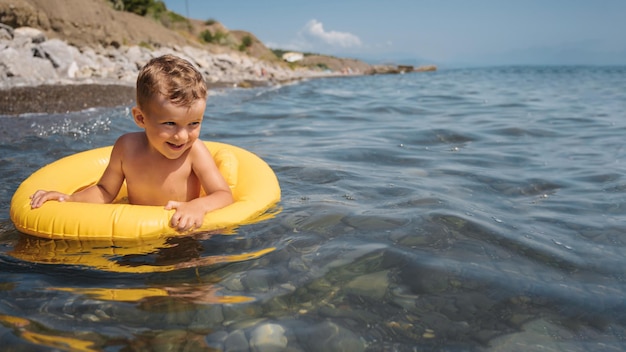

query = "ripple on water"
[2,66,626,349]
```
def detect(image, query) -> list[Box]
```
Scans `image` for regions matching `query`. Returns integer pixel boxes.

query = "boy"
[30,54,233,232]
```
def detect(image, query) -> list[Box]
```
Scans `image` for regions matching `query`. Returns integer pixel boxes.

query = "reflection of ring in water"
[0,314,98,352]
[9,232,275,273]
[51,284,254,304]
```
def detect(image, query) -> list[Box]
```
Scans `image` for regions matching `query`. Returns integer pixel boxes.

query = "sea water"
[0,66,625,351]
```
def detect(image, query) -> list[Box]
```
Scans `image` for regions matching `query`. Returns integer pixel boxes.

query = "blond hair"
[136,54,207,109]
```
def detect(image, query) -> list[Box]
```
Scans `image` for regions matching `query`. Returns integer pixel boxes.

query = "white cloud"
[302,19,362,48]
[263,19,363,55]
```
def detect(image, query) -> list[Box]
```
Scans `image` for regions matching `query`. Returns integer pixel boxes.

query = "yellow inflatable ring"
[10,141,281,240]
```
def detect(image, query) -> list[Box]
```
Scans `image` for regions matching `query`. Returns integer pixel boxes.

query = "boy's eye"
[163,122,176,126]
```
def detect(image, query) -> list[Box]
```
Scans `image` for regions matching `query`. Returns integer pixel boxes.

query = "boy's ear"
[132,106,146,127]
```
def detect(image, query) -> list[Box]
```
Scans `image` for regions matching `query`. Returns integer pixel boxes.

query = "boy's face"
[132,95,207,159]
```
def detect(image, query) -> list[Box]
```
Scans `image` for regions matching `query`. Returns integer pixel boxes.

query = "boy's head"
[136,54,207,110]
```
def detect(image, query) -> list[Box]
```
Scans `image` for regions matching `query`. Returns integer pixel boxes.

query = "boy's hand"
[165,200,206,232]
[30,190,69,209]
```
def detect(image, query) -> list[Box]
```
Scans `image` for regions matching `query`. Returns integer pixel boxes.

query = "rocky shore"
[0,24,343,115]
[0,0,434,115]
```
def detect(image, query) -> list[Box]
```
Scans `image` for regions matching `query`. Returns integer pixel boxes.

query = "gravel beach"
[0,81,266,116]
[0,84,136,115]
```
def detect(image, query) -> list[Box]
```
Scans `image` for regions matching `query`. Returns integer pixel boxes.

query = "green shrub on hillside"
[138,41,154,50]
[199,30,213,43]
[109,0,164,16]
[145,1,167,19]
[108,0,190,31]
[271,49,287,58]
[238,35,253,51]
[160,10,191,30]
[242,35,253,47]
[199,29,229,44]
[271,48,320,58]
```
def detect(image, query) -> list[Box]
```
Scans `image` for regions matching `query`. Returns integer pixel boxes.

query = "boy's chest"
[123,155,200,203]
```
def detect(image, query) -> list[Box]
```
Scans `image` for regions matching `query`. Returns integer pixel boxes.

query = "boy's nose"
[174,128,188,140]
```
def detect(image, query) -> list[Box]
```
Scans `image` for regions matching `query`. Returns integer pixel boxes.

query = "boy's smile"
[166,142,188,153]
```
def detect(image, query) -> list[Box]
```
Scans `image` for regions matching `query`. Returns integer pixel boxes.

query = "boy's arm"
[165,141,234,231]
[30,139,126,208]
[71,142,125,203]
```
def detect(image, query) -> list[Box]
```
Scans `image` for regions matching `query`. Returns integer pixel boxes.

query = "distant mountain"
[356,42,626,68]
[491,47,626,66]
[457,41,626,67]
[356,53,437,67]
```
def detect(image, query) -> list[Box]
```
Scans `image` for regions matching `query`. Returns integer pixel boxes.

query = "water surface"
[1,66,626,351]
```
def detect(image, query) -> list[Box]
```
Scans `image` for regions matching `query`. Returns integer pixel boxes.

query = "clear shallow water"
[1,66,626,351]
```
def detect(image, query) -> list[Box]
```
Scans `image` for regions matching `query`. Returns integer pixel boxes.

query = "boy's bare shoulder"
[190,139,211,154]
[115,132,146,147]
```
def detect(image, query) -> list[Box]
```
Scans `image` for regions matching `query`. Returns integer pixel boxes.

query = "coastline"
[0,2,432,116]
[0,26,353,116]
[0,80,283,116]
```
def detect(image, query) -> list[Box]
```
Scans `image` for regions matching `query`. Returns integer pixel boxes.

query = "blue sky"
[161,0,626,66]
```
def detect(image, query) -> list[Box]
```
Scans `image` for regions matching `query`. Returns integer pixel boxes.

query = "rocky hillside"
[0,0,370,70]
[0,0,193,48]
[1,0,370,93]
[0,0,434,114]
[0,0,434,95]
